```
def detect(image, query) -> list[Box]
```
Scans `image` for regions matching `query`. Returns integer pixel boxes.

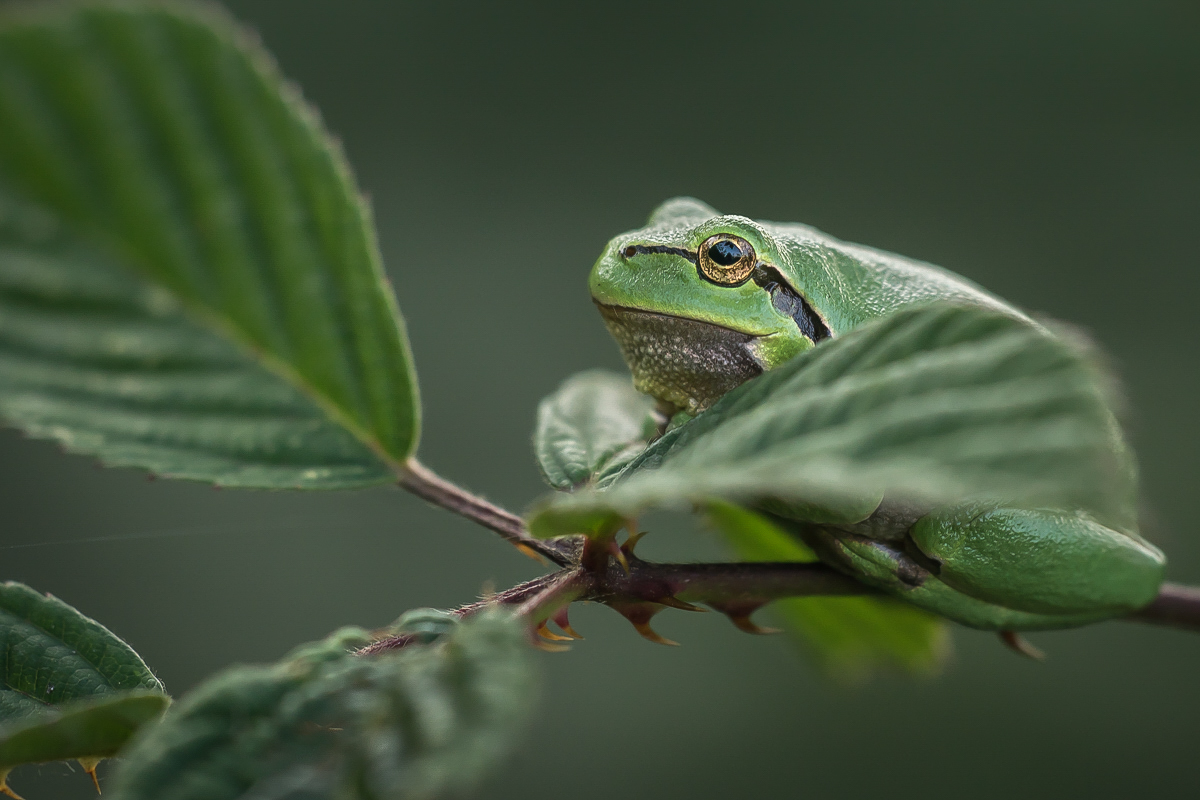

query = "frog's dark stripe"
[752,265,831,343]
[624,245,831,343]
[623,244,698,263]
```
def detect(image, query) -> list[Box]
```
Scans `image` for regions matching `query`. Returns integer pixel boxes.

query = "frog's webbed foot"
[998,630,1045,660]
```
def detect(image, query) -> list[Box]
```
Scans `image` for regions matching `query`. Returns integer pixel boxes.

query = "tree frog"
[589,197,1165,631]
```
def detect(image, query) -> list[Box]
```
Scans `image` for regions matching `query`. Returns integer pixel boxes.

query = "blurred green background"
[4,1,1199,797]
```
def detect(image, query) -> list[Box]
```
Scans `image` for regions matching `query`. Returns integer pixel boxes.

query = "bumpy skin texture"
[591,198,1166,629]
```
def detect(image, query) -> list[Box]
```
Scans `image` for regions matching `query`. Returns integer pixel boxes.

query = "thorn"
[607,539,629,574]
[632,620,679,647]
[552,607,583,640]
[536,620,573,642]
[728,613,782,636]
[525,620,571,652]
[0,773,25,800]
[656,596,707,613]
[532,637,571,653]
[515,543,547,563]
[708,600,778,635]
[999,630,1045,660]
[621,529,648,556]
[79,758,102,794]
[613,602,679,646]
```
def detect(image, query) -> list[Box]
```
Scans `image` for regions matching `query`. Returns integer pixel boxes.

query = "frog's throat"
[595,302,765,414]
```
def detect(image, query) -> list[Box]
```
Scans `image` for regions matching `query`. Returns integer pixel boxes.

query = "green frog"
[589,197,1165,631]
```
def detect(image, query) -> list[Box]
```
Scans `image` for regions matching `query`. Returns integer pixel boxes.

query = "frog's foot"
[998,630,1045,660]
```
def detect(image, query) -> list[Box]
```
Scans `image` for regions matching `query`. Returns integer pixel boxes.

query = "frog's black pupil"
[709,239,744,267]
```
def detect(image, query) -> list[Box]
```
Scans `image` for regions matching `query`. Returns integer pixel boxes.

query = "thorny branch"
[385,459,1200,655]
[360,552,872,655]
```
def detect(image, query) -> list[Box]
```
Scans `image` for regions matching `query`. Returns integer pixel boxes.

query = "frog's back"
[762,219,1022,335]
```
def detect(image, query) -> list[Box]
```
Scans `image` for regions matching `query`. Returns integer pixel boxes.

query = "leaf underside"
[0,581,168,770]
[0,691,169,770]
[529,303,1135,538]
[111,613,536,800]
[0,2,419,488]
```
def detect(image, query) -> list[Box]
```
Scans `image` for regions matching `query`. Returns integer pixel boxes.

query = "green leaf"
[110,611,536,800]
[529,303,1134,538]
[0,691,170,770]
[705,502,948,681]
[0,581,168,784]
[0,2,419,488]
[534,369,657,490]
[0,581,164,723]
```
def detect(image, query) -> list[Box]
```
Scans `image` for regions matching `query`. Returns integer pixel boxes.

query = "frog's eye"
[697,234,757,286]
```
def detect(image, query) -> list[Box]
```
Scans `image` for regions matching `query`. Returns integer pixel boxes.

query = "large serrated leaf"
[528,303,1135,538]
[110,611,536,800]
[0,2,419,488]
[0,581,168,786]
[534,369,657,490]
[705,502,948,682]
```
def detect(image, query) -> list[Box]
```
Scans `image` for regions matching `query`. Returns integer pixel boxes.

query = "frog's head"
[590,197,830,415]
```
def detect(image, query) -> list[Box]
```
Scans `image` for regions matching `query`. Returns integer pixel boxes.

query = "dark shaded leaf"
[0,581,163,723]
[0,581,167,788]
[110,612,536,800]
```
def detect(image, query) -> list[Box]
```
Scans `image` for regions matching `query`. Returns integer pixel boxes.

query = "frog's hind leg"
[909,504,1165,618]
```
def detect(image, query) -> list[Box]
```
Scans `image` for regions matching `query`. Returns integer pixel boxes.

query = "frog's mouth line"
[593,302,766,338]
[619,245,831,343]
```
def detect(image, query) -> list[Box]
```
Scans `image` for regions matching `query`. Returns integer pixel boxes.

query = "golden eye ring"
[697,234,757,286]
